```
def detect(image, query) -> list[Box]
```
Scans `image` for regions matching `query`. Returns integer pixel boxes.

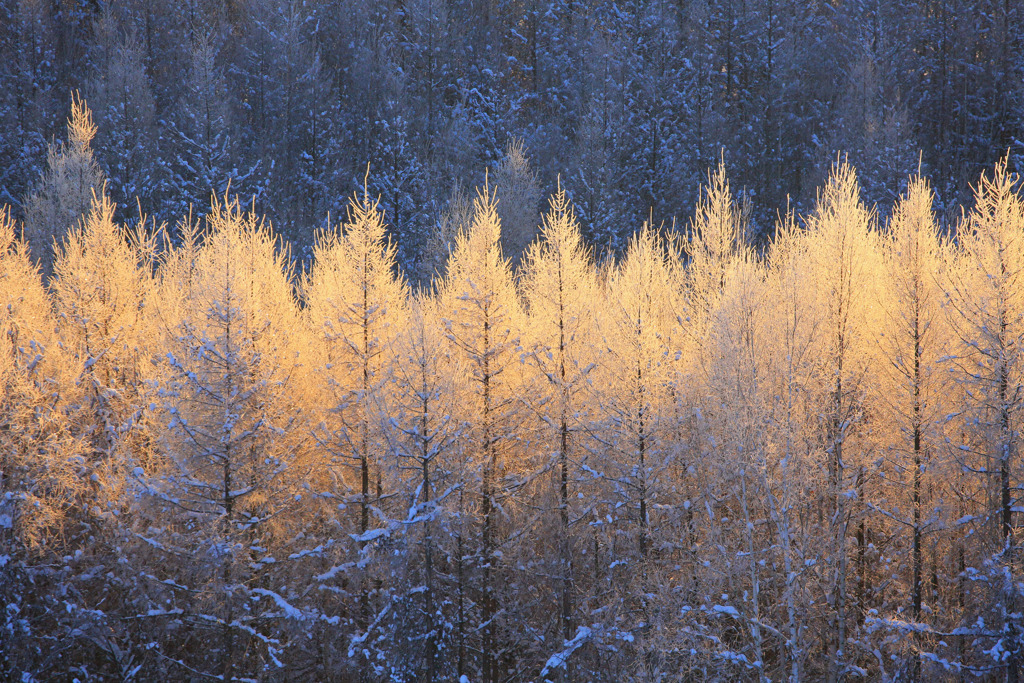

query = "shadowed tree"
[22,93,105,278]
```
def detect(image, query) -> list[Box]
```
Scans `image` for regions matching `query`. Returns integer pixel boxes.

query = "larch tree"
[0,205,81,678]
[941,159,1024,682]
[86,10,165,217]
[699,247,774,681]
[377,293,464,681]
[50,189,157,507]
[873,176,952,680]
[14,187,158,678]
[762,210,825,682]
[591,224,674,645]
[684,159,748,351]
[492,138,541,267]
[138,194,313,680]
[239,0,328,248]
[518,182,596,679]
[22,93,106,278]
[169,30,256,219]
[0,205,63,545]
[303,183,408,669]
[566,99,624,250]
[678,161,750,655]
[436,182,523,683]
[631,161,749,677]
[801,160,882,682]
[368,90,432,272]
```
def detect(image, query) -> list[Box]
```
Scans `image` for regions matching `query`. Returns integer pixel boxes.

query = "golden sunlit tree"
[941,159,1024,682]
[377,293,465,682]
[51,189,158,509]
[49,189,160,671]
[801,160,882,682]
[590,224,674,670]
[761,210,825,682]
[519,182,596,679]
[679,163,754,666]
[684,160,748,352]
[873,176,954,681]
[0,205,67,549]
[138,195,313,680]
[304,183,408,666]
[0,207,82,679]
[702,250,775,682]
[436,181,523,683]
[3,188,158,677]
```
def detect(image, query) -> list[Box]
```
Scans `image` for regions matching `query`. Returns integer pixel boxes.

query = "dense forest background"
[1,0,1022,268]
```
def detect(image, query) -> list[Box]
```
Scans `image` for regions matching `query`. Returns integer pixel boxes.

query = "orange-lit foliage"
[6,161,1024,682]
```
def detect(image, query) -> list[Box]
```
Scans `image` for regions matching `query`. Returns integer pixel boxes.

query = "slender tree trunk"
[558,405,574,682]
[829,367,849,683]
[481,311,496,683]
[557,287,574,683]
[856,469,868,624]
[359,434,370,640]
[357,260,373,682]
[741,467,768,683]
[776,489,801,683]
[222,295,235,681]
[782,314,803,683]
[457,508,466,681]
[422,375,436,683]
[912,438,923,682]
[912,309,923,683]
[959,544,967,683]
[637,345,648,563]
[222,443,236,682]
[1000,360,1018,683]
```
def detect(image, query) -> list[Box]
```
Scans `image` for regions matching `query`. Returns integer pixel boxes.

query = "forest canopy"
[5,101,1024,678]
[3,1,1024,681]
